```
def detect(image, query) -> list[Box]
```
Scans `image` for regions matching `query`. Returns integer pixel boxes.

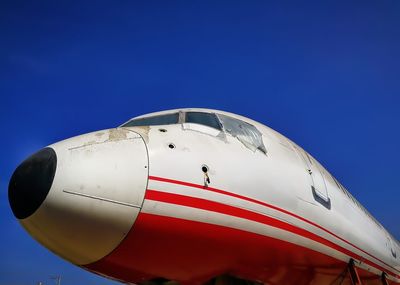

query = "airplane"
[8,108,400,285]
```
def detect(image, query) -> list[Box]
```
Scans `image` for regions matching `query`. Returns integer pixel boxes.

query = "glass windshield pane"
[218,114,267,153]
[122,113,179,127]
[185,112,222,130]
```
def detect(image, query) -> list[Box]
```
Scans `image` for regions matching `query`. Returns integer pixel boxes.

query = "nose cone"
[10,128,149,266]
[8,148,57,219]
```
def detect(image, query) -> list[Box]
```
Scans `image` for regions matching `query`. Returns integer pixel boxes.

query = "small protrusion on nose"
[8,147,57,219]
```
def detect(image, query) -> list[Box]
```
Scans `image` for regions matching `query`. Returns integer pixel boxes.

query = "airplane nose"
[10,128,149,266]
[8,147,57,219]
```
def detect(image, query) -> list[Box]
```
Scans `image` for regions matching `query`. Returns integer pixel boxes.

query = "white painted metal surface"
[20,128,149,265]
[11,108,400,284]
[124,108,400,282]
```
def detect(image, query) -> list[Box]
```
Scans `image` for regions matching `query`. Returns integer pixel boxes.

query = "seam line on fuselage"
[68,136,142,150]
[63,189,141,208]
[148,175,400,277]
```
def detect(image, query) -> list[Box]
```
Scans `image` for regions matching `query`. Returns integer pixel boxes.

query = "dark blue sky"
[1,1,400,284]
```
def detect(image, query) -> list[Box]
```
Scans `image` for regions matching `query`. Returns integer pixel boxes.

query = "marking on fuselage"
[68,136,142,150]
[144,189,400,281]
[148,175,400,278]
[62,189,141,208]
[296,196,318,206]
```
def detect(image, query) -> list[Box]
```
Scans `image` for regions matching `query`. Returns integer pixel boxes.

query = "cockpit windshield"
[121,113,179,127]
[218,114,267,154]
[121,111,266,154]
[185,112,222,130]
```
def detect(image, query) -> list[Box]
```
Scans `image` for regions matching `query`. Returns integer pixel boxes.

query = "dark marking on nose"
[8,147,57,219]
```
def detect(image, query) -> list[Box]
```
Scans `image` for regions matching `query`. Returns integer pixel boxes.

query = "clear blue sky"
[1,1,400,284]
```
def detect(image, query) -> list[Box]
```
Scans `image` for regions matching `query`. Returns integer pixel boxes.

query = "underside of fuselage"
[84,212,388,285]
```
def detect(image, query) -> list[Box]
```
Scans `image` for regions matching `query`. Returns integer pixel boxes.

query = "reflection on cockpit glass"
[185,112,222,130]
[218,114,267,154]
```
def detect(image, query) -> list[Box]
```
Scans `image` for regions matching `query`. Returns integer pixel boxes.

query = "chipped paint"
[68,129,143,150]
[121,126,150,143]
[107,129,130,141]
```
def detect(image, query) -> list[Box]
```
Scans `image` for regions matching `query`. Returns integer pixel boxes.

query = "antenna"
[50,275,61,285]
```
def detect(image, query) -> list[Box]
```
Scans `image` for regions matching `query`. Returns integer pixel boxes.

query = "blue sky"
[1,1,400,284]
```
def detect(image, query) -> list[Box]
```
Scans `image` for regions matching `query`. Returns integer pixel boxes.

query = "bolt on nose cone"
[8,147,57,219]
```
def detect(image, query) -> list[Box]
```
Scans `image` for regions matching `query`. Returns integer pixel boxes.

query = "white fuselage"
[9,108,400,285]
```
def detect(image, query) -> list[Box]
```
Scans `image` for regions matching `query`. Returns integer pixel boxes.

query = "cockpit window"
[122,113,179,127]
[218,114,267,154]
[185,112,222,130]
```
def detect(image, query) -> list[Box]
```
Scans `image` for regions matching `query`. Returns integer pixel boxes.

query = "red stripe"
[87,213,376,284]
[148,176,400,278]
[145,189,397,279]
[145,190,357,256]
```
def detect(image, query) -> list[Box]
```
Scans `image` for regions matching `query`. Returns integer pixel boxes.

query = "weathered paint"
[9,108,400,285]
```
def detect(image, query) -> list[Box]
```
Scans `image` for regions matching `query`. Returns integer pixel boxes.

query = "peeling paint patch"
[107,129,130,141]
[68,129,142,151]
[121,126,150,143]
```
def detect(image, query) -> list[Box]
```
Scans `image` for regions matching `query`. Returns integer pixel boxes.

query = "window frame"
[121,112,180,128]
[184,111,223,131]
